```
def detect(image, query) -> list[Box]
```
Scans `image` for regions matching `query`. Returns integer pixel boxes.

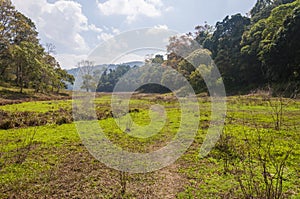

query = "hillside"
[66,61,144,90]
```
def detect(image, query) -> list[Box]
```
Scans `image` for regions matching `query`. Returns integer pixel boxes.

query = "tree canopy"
[177,0,300,95]
[91,0,300,96]
[0,0,74,93]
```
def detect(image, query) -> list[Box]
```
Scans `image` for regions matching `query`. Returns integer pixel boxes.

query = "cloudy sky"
[12,0,256,69]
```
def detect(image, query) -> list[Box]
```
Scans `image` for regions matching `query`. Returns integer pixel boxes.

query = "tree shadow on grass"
[0,89,35,100]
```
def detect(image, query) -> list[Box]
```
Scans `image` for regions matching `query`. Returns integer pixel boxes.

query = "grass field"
[0,91,299,198]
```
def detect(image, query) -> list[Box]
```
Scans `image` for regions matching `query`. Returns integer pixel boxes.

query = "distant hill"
[66,61,144,90]
[121,61,145,68]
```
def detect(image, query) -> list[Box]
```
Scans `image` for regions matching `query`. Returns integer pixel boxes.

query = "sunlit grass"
[0,94,299,198]
[0,100,72,113]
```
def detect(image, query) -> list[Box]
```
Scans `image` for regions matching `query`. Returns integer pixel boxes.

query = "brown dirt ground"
[1,143,189,199]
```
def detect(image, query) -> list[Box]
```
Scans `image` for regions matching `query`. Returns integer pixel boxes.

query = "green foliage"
[97,64,131,92]
[0,0,74,93]
[0,100,71,113]
[164,0,297,95]
[203,14,251,90]
[261,2,300,84]
[151,54,164,64]
[239,0,300,95]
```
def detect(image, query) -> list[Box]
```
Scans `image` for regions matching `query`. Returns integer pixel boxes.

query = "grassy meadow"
[0,88,299,198]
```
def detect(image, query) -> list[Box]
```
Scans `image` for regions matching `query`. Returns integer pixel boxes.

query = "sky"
[11,0,257,69]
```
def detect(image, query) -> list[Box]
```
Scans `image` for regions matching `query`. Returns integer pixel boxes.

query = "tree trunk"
[16,65,20,86]
[20,82,23,93]
[19,64,23,93]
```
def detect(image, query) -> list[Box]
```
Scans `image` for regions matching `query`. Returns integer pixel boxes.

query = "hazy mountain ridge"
[66,61,144,90]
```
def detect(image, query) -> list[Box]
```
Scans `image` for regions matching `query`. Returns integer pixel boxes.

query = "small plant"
[266,96,285,131]
[15,128,37,164]
[119,171,127,197]
[265,86,294,131]
[214,130,237,174]
[231,128,293,199]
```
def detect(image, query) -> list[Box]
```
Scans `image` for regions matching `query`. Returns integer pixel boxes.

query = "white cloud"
[97,0,165,23]
[96,27,120,42]
[97,32,114,42]
[12,0,100,54]
[153,24,168,30]
[165,6,173,12]
[112,27,120,34]
[88,24,103,33]
[147,0,163,7]
[146,24,169,35]
[55,53,88,69]
[12,0,110,68]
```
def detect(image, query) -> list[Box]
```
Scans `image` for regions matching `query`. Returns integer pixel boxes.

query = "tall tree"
[10,41,42,92]
[242,0,299,88]
[250,0,295,22]
[206,14,250,89]
[262,3,300,83]
[0,0,74,93]
[240,19,267,86]
[97,65,131,92]
[194,22,214,47]
[77,60,97,92]
[166,34,198,70]
[0,0,15,80]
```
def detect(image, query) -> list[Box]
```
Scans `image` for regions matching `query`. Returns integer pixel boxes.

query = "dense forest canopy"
[163,0,299,96]
[1,0,299,96]
[0,0,74,93]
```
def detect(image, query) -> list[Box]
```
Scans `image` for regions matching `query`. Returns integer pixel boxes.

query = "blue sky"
[12,0,257,69]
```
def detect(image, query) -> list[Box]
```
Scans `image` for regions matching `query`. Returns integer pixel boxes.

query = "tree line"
[165,0,299,95]
[0,0,74,93]
[80,0,299,96]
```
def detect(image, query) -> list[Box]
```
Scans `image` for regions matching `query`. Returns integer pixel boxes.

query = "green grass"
[0,94,299,198]
[0,100,72,113]
[0,124,80,195]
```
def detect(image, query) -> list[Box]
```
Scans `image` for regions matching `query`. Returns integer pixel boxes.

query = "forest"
[88,0,300,96]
